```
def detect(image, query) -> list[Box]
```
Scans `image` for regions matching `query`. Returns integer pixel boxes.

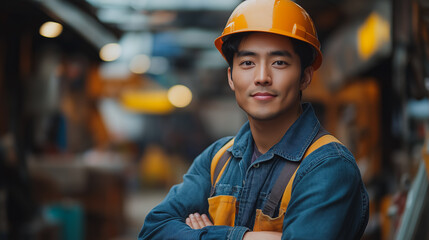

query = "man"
[139,0,369,239]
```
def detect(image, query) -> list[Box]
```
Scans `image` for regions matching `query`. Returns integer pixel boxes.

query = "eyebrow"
[236,50,293,58]
[270,50,293,58]
[236,50,255,57]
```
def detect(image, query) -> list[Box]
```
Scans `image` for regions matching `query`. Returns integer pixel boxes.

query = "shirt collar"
[230,103,320,161]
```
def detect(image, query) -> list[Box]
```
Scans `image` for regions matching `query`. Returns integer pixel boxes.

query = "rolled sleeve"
[227,226,250,240]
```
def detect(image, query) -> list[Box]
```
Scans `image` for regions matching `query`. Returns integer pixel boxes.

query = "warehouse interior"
[1,0,429,239]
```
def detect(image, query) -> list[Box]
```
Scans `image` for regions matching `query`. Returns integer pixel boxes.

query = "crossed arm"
[186,213,282,240]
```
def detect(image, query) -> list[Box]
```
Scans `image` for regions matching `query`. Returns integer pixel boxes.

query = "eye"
[273,60,288,66]
[240,61,253,66]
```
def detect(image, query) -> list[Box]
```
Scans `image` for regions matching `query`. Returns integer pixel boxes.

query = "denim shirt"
[138,103,369,240]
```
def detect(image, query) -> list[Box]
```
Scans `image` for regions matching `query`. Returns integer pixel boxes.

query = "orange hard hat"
[214,0,322,70]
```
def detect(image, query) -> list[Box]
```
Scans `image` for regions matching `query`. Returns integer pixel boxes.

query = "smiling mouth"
[251,92,277,100]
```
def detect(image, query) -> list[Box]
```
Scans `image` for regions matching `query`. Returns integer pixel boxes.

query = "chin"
[248,112,279,121]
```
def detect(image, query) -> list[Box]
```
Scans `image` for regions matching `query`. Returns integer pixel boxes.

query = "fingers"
[185,217,192,228]
[186,214,198,229]
[190,213,205,229]
[201,214,213,226]
[185,213,213,229]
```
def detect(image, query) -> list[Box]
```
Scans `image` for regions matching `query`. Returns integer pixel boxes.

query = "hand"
[185,213,213,229]
[242,231,282,240]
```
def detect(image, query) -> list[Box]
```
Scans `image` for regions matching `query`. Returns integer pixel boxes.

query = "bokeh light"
[129,54,151,74]
[99,43,122,61]
[39,21,63,38]
[167,85,192,108]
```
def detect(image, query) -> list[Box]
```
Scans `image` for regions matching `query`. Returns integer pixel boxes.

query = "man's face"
[228,32,312,122]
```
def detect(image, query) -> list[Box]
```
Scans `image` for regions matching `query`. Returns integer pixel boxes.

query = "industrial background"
[1,0,429,239]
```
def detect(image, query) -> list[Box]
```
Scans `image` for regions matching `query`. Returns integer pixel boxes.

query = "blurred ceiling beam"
[86,0,242,11]
[34,0,118,49]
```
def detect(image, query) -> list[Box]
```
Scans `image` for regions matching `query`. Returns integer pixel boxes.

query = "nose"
[254,64,272,86]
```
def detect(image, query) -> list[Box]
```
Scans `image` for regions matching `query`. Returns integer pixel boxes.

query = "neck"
[249,105,302,154]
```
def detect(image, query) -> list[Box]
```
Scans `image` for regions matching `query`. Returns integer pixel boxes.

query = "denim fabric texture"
[138,103,369,240]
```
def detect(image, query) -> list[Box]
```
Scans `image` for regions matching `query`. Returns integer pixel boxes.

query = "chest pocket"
[208,134,342,231]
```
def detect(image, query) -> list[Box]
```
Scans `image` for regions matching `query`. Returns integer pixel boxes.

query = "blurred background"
[1,0,429,239]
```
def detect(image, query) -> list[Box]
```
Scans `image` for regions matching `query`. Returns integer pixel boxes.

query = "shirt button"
[253,163,260,168]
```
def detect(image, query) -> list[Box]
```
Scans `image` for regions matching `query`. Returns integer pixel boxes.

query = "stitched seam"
[278,123,319,160]
[294,143,359,187]
[357,185,369,239]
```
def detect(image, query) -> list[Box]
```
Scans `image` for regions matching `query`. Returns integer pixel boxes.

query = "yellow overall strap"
[279,134,342,212]
[210,138,235,196]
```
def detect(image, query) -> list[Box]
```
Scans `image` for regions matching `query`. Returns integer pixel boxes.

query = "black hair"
[221,32,316,76]
[222,32,253,70]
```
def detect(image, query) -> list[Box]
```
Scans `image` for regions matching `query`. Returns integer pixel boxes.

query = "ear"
[300,66,313,91]
[227,67,235,91]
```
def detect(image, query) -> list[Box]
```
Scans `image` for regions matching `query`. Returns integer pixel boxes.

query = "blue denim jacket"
[138,103,369,240]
